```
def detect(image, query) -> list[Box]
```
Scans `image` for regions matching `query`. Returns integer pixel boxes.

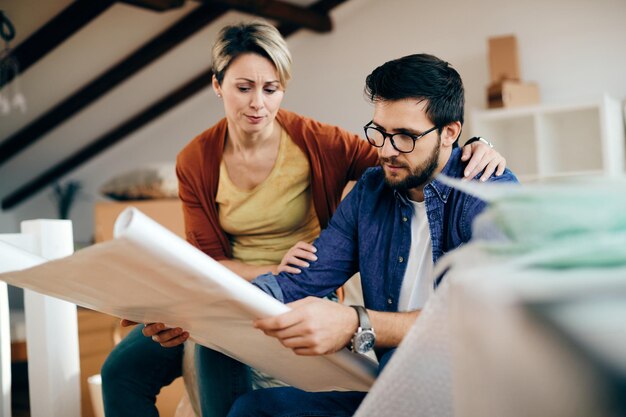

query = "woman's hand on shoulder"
[277,241,318,274]
[461,139,506,181]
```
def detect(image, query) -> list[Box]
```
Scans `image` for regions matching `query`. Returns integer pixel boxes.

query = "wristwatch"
[350,305,376,354]
[465,136,494,148]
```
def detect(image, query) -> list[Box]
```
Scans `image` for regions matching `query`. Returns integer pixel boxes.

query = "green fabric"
[439,175,626,269]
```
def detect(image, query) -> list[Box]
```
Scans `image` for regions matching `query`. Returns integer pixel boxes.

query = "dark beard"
[381,140,440,192]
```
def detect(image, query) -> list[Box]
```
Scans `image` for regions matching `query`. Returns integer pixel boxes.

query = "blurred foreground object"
[355,176,626,417]
[439,176,626,417]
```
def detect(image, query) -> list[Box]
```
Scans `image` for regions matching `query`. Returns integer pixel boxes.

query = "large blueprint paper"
[0,208,377,392]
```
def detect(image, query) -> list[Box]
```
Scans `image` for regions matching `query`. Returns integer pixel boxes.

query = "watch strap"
[465,136,494,148]
[350,305,372,331]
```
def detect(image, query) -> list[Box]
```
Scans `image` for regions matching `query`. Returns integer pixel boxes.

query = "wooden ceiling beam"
[1,69,212,210]
[277,0,344,37]
[120,0,186,12]
[0,0,115,91]
[1,0,347,209]
[0,4,227,166]
[205,0,332,32]
[117,0,333,32]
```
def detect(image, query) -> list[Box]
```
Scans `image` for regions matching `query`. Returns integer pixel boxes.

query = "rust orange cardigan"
[176,108,378,261]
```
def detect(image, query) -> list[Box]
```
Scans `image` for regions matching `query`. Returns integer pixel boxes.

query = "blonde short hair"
[211,21,292,87]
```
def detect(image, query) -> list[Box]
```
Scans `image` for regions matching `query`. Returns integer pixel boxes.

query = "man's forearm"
[368,309,420,348]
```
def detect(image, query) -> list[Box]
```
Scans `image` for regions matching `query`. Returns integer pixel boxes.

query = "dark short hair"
[364,54,464,128]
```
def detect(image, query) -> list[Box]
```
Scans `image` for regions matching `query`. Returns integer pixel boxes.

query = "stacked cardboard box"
[487,35,540,108]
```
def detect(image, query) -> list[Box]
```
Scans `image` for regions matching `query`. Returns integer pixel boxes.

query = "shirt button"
[402,216,408,222]
[398,256,404,263]
[387,298,393,305]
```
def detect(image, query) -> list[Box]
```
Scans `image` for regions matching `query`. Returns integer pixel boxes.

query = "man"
[224,53,518,416]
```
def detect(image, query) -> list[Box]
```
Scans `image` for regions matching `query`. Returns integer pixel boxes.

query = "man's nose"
[380,137,400,158]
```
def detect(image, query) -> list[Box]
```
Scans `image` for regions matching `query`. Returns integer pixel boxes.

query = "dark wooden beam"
[2,69,212,210]
[0,4,227,166]
[1,0,346,209]
[0,0,115,91]
[121,0,334,31]
[206,0,332,32]
[277,0,344,37]
[120,0,186,12]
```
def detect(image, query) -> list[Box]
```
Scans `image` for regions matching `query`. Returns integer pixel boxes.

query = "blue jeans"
[102,325,250,417]
[226,388,366,417]
[225,349,395,417]
[195,343,253,417]
[101,325,183,417]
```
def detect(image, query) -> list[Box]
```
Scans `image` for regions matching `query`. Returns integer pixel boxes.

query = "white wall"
[2,0,625,243]
[283,0,626,133]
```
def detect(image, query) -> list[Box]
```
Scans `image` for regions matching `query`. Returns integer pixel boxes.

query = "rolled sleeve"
[252,273,285,303]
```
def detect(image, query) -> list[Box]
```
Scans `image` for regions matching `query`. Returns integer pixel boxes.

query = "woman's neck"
[226,119,279,154]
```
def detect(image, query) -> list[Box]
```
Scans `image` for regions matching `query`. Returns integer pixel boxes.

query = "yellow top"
[216,128,321,265]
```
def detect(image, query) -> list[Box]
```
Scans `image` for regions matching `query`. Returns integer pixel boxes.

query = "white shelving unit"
[471,95,625,182]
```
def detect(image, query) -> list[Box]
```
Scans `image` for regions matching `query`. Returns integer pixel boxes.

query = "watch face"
[354,330,376,354]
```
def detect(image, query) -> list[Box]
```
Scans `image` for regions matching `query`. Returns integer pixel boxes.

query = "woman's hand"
[142,322,189,348]
[277,241,318,274]
[461,139,506,181]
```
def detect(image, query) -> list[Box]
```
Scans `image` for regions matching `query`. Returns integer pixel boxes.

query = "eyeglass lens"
[365,127,416,153]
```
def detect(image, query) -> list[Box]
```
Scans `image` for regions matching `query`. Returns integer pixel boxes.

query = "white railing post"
[0,233,38,417]
[21,220,81,417]
[0,280,10,417]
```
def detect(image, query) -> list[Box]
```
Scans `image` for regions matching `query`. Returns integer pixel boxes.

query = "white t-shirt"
[397,199,434,312]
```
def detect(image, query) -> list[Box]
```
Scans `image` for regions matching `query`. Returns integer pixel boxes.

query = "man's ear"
[440,121,462,148]
[212,75,222,97]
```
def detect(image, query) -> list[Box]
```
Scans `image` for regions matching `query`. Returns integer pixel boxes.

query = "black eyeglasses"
[363,121,439,153]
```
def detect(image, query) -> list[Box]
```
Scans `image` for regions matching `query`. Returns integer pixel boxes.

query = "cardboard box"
[94,199,184,243]
[488,35,520,83]
[487,80,540,109]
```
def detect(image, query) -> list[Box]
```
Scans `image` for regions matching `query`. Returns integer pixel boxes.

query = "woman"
[101,21,505,417]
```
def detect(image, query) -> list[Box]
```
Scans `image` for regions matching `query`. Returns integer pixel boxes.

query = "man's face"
[372,99,442,194]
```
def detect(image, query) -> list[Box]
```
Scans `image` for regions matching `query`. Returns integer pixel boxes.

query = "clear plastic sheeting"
[438,175,626,417]
[354,279,454,417]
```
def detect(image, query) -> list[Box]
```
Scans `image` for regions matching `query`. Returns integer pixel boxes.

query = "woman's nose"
[249,90,264,110]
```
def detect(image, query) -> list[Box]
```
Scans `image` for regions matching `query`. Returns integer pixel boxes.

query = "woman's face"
[213,53,285,137]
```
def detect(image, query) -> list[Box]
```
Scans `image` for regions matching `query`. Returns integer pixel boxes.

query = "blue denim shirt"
[253,147,518,313]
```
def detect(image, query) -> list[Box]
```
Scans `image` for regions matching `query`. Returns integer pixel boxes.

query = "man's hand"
[461,139,506,181]
[254,297,358,356]
[277,241,318,274]
[142,322,189,348]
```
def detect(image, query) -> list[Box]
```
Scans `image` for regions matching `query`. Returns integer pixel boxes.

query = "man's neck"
[407,187,425,202]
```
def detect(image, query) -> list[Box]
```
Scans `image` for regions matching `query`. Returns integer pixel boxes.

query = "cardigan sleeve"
[283,110,379,228]
[176,150,229,261]
[313,122,378,184]
[338,127,379,182]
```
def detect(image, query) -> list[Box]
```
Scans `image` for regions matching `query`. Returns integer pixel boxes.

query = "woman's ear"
[440,121,462,147]
[212,75,222,98]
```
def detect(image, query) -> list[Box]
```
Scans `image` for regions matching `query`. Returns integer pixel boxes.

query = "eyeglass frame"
[363,121,439,153]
